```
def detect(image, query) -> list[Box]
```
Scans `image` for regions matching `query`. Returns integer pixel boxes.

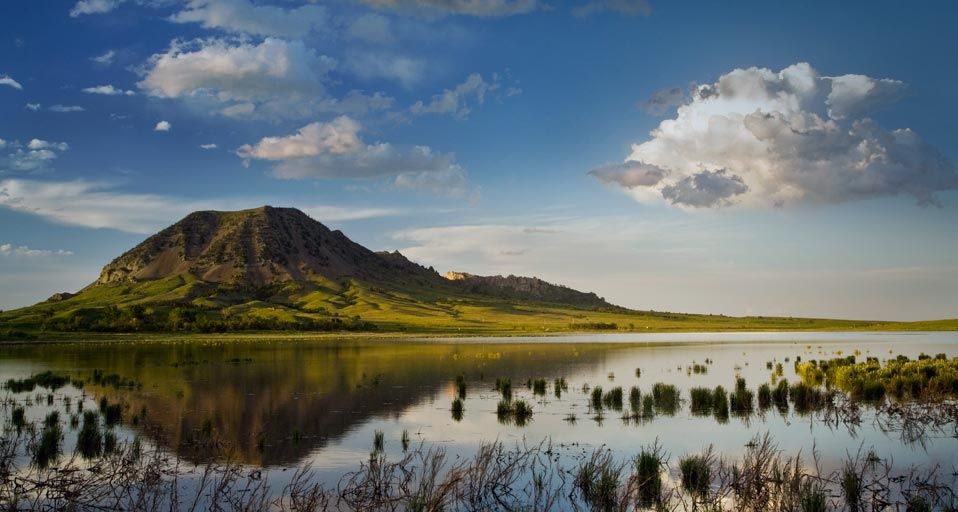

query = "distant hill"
[2,206,949,337]
[0,206,631,334]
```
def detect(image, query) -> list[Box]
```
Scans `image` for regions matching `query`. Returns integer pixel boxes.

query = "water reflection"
[1,332,956,476]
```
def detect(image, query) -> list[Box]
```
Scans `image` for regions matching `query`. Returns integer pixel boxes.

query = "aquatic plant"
[602,387,623,411]
[772,379,790,413]
[712,386,729,423]
[634,445,663,507]
[628,386,641,414]
[76,410,102,459]
[757,383,772,411]
[651,383,680,415]
[372,430,384,453]
[575,450,622,511]
[689,387,713,415]
[33,419,62,468]
[512,400,533,426]
[554,377,567,398]
[455,374,467,400]
[532,378,547,396]
[590,386,604,411]
[800,484,827,512]
[11,406,27,430]
[495,377,512,401]
[4,371,71,394]
[451,398,464,421]
[401,429,410,452]
[678,453,711,497]
[841,462,863,512]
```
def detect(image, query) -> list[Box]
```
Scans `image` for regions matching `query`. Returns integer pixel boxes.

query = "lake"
[2,331,957,509]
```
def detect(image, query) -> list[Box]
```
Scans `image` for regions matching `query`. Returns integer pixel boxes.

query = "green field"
[1,274,955,339]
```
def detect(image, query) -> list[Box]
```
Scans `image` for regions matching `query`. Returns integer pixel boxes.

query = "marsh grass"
[451,398,464,422]
[527,378,545,396]
[651,383,680,415]
[634,443,664,507]
[602,387,624,412]
[758,383,772,411]
[455,375,466,400]
[689,387,713,415]
[495,377,512,401]
[678,452,712,497]
[76,410,102,459]
[712,386,729,423]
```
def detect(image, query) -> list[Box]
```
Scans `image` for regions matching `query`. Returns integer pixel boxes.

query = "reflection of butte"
[82,343,613,466]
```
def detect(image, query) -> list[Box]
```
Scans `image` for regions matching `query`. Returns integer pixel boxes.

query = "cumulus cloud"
[573,0,651,17]
[170,0,327,38]
[25,103,41,111]
[138,37,337,119]
[0,179,406,233]
[592,62,957,208]
[411,73,505,119]
[70,0,123,17]
[91,50,116,65]
[48,105,85,113]
[0,75,23,90]
[1,139,69,173]
[362,0,538,17]
[641,86,684,115]
[826,74,906,120]
[660,169,748,207]
[154,120,172,131]
[0,243,72,257]
[83,84,136,96]
[237,116,472,196]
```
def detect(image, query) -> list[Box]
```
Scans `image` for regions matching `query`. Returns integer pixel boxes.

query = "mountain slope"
[1,206,643,334]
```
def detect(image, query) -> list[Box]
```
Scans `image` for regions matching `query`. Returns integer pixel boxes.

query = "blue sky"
[1,0,956,320]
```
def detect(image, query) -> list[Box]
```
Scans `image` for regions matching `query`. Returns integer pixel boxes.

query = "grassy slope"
[0,275,955,335]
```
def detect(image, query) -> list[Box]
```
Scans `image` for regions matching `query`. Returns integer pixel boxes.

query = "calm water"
[2,331,957,489]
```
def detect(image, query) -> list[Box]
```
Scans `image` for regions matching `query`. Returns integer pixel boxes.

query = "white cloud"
[199,143,218,149]
[237,116,472,196]
[70,0,123,17]
[27,139,69,151]
[592,62,958,208]
[0,243,72,257]
[0,75,23,90]
[91,50,116,65]
[83,84,136,96]
[25,103,41,111]
[170,0,327,37]
[1,139,69,172]
[344,51,425,88]
[154,120,172,131]
[572,0,651,17]
[411,73,500,119]
[362,0,537,17]
[0,178,406,233]
[826,74,906,120]
[138,37,337,119]
[48,105,85,113]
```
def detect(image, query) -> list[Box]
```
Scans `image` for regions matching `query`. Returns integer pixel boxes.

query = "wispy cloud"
[0,75,24,90]
[0,179,409,234]
[0,243,73,257]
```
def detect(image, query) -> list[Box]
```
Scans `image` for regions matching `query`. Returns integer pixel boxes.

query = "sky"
[1,0,956,321]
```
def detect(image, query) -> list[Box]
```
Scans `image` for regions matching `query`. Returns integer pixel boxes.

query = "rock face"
[443,272,612,309]
[96,206,438,287]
